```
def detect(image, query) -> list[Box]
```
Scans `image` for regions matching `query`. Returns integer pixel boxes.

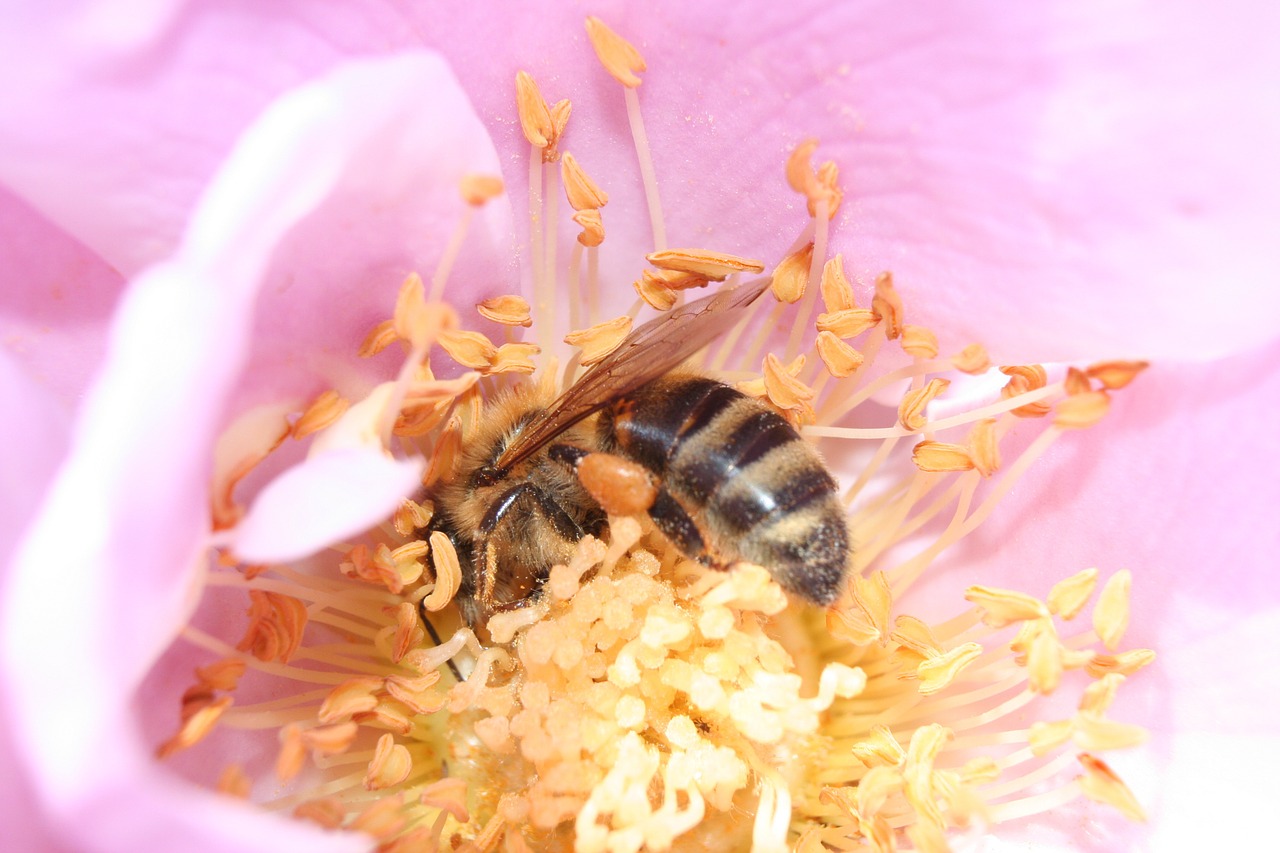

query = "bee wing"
[496,276,772,470]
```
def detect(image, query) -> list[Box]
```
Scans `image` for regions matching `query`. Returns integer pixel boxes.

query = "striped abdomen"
[597,374,850,604]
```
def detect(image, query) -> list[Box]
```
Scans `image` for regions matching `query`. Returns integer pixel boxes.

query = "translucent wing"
[496,276,772,470]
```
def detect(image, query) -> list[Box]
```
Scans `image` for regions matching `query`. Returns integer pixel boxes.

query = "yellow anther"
[292,390,349,440]
[1078,753,1147,822]
[646,248,765,280]
[477,294,533,327]
[460,174,504,206]
[1026,619,1064,694]
[965,585,1049,627]
[898,378,950,432]
[515,70,555,149]
[952,343,991,374]
[1087,360,1149,390]
[572,209,606,247]
[911,440,975,473]
[1064,366,1094,395]
[438,329,498,370]
[770,241,814,304]
[1055,390,1111,429]
[1028,719,1075,756]
[871,272,904,339]
[358,319,399,357]
[156,696,232,758]
[1000,364,1053,418]
[1047,567,1098,620]
[763,353,815,410]
[565,316,633,366]
[816,307,880,339]
[1086,648,1156,679]
[488,342,541,374]
[820,254,857,311]
[633,275,678,310]
[849,725,906,768]
[585,16,647,88]
[916,642,982,694]
[561,153,610,210]
[966,418,1001,477]
[423,531,462,612]
[1093,570,1132,651]
[365,733,413,790]
[815,331,864,377]
[901,325,939,359]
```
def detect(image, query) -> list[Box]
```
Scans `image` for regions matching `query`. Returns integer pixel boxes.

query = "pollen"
[771,241,815,304]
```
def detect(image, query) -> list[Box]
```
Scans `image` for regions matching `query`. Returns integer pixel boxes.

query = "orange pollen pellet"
[898,378,950,432]
[577,453,659,516]
[585,16,647,88]
[770,242,814,304]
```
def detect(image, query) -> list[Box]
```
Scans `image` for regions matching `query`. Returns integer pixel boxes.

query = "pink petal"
[1,51,504,851]
[231,449,424,563]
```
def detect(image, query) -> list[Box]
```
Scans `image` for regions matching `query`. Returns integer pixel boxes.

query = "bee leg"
[473,482,587,613]
[549,444,659,517]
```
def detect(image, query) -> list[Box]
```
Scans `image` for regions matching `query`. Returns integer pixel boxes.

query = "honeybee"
[430,277,850,630]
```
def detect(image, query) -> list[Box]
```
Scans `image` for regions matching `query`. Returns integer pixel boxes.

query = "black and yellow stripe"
[598,373,849,604]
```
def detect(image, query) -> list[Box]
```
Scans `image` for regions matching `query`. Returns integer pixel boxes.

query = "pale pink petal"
[1,51,504,851]
[231,449,424,563]
[3,2,1273,362]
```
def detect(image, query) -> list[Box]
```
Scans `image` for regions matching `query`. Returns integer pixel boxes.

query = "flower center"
[160,15,1154,853]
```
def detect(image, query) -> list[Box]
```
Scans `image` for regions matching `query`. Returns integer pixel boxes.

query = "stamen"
[564,316,633,366]
[477,295,533,328]
[646,248,765,280]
